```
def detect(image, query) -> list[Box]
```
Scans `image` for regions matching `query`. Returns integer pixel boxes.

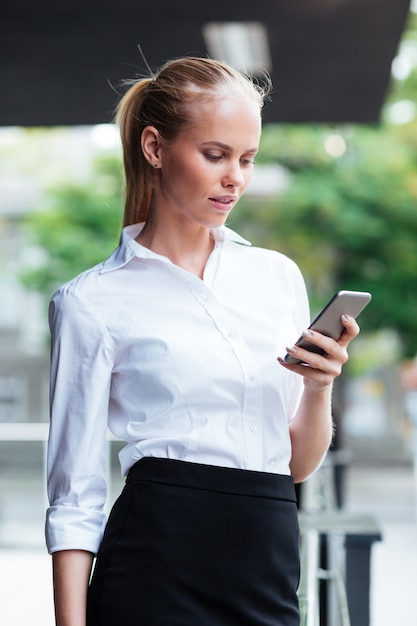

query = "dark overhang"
[0,0,411,126]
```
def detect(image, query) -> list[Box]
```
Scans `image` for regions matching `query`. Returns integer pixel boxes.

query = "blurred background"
[1,1,417,624]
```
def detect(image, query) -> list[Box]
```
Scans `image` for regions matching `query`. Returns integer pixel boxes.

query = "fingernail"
[342,314,351,322]
[286,345,297,353]
[303,329,314,338]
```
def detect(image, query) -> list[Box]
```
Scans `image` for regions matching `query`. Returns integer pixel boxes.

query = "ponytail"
[115,78,154,226]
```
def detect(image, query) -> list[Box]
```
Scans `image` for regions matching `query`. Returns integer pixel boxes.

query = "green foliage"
[21,156,123,298]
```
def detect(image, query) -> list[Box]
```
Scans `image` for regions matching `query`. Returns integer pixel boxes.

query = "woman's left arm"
[279,314,360,483]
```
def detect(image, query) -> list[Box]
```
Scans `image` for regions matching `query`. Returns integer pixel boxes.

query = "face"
[152,93,262,230]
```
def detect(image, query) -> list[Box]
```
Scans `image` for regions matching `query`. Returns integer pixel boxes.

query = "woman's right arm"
[47,289,114,622]
[52,550,94,626]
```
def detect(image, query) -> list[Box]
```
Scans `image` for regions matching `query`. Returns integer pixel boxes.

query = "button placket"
[185,277,264,468]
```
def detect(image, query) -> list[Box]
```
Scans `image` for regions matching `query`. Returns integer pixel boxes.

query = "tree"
[21,155,123,297]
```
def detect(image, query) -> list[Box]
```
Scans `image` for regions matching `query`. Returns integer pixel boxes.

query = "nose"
[222,160,245,188]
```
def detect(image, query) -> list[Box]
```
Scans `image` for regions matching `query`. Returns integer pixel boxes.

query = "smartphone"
[284,290,372,364]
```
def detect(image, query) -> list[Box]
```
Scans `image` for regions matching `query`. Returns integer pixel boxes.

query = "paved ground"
[0,453,416,625]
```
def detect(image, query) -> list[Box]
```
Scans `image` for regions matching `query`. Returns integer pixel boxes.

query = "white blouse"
[45,223,310,554]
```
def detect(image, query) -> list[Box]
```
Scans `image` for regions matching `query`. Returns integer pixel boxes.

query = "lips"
[208,196,238,211]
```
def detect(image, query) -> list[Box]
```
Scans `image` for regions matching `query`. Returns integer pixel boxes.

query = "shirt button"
[249,373,256,382]
[228,330,237,338]
[249,425,257,432]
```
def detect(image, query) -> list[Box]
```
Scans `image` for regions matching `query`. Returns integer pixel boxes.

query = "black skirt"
[87,457,300,626]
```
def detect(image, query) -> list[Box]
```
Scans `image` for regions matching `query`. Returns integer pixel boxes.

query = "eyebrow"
[202,141,258,154]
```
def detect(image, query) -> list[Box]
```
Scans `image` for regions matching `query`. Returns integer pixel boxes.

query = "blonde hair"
[115,56,271,227]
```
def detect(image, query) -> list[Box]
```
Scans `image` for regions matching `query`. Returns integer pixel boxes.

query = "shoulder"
[50,224,142,309]
[50,262,104,312]
[49,243,125,332]
[221,229,308,313]
[224,229,304,280]
[48,272,103,345]
[50,233,132,309]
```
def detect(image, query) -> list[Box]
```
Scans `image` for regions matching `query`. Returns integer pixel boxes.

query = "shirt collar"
[100,222,251,274]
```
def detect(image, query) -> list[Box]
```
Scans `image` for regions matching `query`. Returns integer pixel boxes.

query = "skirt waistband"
[126,457,296,502]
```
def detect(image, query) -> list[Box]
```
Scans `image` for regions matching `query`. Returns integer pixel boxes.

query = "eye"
[241,158,256,166]
[204,153,222,162]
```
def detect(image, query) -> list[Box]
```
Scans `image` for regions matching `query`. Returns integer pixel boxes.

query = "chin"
[203,213,231,229]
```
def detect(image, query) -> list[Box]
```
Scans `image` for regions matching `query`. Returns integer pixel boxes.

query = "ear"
[141,126,162,168]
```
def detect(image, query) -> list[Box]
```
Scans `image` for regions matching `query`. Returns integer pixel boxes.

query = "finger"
[281,329,348,371]
[338,314,360,346]
[288,329,338,359]
[298,315,359,353]
[278,354,342,388]
[283,343,345,374]
[281,314,359,372]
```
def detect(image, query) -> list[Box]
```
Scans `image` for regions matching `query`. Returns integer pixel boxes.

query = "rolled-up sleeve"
[46,286,114,554]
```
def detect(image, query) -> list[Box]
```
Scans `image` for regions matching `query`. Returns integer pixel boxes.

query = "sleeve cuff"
[45,505,107,555]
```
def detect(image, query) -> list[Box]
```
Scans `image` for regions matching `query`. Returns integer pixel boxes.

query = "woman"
[46,56,359,626]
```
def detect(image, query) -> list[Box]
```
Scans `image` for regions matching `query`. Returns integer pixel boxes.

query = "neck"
[136,215,215,279]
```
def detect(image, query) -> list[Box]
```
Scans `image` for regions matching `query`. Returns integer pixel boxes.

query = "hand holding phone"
[284,290,372,365]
